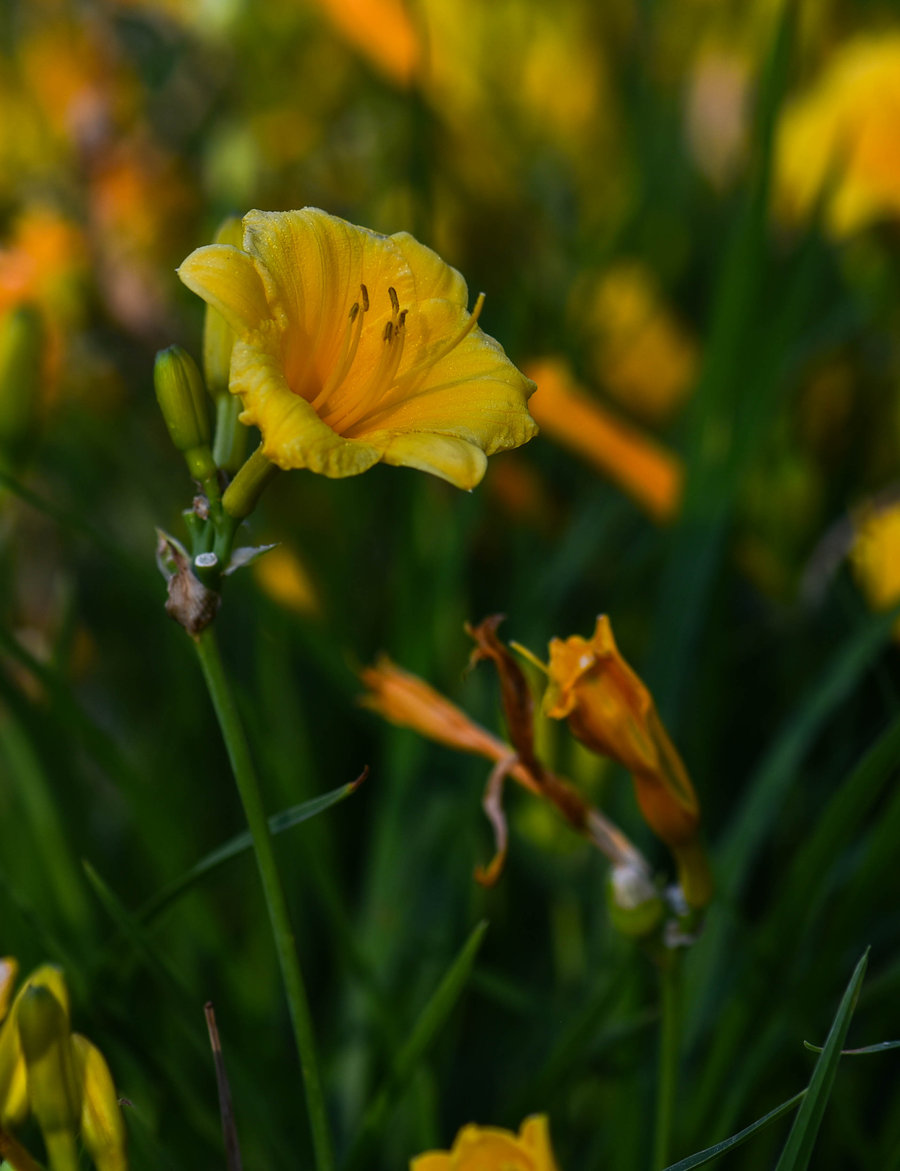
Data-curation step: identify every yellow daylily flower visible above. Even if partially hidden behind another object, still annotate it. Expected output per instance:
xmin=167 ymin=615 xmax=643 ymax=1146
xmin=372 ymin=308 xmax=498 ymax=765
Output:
xmin=776 ymin=34 xmax=900 ymax=237
xmin=545 ymin=616 xmax=712 ymax=909
xmin=178 ymin=208 xmax=538 ymax=489
xmin=411 ymin=1115 xmax=560 ymax=1171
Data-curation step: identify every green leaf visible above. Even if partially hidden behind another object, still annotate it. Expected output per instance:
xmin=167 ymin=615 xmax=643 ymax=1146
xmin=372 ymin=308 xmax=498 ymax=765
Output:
xmin=137 ymin=772 xmax=366 ymax=924
xmin=774 ymin=949 xmax=869 ymax=1171
xmin=803 ymin=1039 xmax=900 ymax=1056
xmin=663 ymin=1091 xmax=805 ymax=1171
xmin=346 ymin=920 xmax=489 ymax=1170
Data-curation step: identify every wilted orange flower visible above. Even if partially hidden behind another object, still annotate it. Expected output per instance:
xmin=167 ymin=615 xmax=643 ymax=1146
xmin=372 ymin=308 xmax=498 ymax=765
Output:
xmin=525 ymin=358 xmax=682 ymax=522
xmin=545 ymin=616 xmax=711 ymax=908
xmin=179 ymin=208 xmax=537 ymax=489
xmin=411 ymin=1115 xmax=560 ymax=1171
xmin=360 ymin=655 xmax=539 ymax=794
xmin=777 ymin=34 xmax=900 ymax=236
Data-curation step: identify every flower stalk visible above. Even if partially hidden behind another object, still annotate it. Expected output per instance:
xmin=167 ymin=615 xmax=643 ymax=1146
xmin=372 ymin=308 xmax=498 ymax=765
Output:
xmin=193 ymin=625 xmax=334 ymax=1171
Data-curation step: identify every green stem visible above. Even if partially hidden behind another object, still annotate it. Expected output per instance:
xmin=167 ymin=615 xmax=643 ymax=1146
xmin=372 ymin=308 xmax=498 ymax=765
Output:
xmin=653 ymin=950 xmax=683 ymax=1170
xmin=193 ymin=626 xmax=334 ymax=1171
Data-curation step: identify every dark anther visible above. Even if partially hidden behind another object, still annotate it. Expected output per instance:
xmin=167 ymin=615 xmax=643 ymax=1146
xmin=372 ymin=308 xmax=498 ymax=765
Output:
xmin=383 ymin=321 xmax=394 ymax=343
xmin=360 ymin=284 xmax=369 ymax=312
xmin=398 ymin=309 xmax=408 ymax=329
xmin=388 ymin=286 xmax=400 ymax=314
xmin=348 ymin=302 xmax=360 ymax=321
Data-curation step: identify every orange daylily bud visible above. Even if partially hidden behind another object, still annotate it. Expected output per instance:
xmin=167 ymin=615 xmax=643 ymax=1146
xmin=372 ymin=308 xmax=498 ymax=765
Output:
xmin=545 ymin=615 xmax=712 ymax=908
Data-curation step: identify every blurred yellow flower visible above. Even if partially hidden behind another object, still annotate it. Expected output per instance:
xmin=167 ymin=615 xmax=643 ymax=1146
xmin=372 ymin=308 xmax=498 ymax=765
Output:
xmin=850 ymin=499 xmax=900 ymax=635
xmin=253 ymin=544 xmax=320 ymax=616
xmin=179 ymin=208 xmax=537 ymax=489
xmin=544 ymin=616 xmax=711 ymax=908
xmin=579 ymin=262 xmax=698 ymax=423
xmin=777 ymin=34 xmax=900 ymax=237
xmin=411 ymin=1115 xmax=560 ymax=1171
xmin=525 ymin=358 xmax=682 ymax=523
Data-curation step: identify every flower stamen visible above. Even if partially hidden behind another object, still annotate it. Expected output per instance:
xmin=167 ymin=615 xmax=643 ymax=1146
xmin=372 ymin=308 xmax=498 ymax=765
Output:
xmin=310 ymin=284 xmax=368 ymax=412
xmin=323 ymin=288 xmax=409 ymax=433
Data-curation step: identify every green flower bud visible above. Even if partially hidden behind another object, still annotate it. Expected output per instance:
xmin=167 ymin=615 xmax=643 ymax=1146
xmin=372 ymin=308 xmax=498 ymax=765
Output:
xmin=17 ymin=985 xmax=81 ymax=1171
xmin=0 ymin=305 xmax=44 ymax=471
xmin=153 ymin=345 xmax=216 ymax=480
xmin=203 ymin=215 xmax=242 ymax=400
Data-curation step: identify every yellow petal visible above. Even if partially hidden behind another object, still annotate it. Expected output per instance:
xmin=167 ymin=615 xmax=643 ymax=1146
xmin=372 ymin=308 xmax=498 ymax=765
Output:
xmin=409 ymin=1156 xmax=452 ymax=1171
xmin=230 ymin=338 xmax=382 ymax=476
xmin=389 ymin=231 xmax=469 ymax=306
xmin=365 ymin=430 xmax=487 ymax=489
xmin=177 ymin=244 xmax=272 ymax=335
xmin=71 ymin=1034 xmax=128 ymax=1171
xmin=519 ymin=1116 xmax=560 ymax=1170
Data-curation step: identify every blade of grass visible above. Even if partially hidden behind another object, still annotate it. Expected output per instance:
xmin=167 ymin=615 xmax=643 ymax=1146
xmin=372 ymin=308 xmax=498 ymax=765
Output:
xmin=774 ymin=949 xmax=869 ymax=1171
xmin=649 ymin=1 xmax=797 ymax=724
xmin=803 ymin=1040 xmax=900 ymax=1056
xmin=346 ymin=920 xmax=488 ymax=1170
xmin=137 ymin=774 xmax=365 ymax=923
xmin=661 ymin=1091 xmax=805 ymax=1171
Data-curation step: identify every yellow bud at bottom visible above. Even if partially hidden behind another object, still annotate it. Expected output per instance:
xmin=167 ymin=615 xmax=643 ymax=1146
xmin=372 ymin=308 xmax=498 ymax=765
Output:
xmin=17 ymin=986 xmax=81 ymax=1171
xmin=71 ymin=1035 xmax=128 ymax=1171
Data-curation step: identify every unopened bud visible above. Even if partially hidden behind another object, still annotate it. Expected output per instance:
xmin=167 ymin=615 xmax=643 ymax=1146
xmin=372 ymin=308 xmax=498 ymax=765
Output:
xmin=17 ymin=985 xmax=81 ymax=1171
xmin=203 ymin=215 xmax=242 ymax=400
xmin=0 ymin=305 xmax=44 ymax=470
xmin=71 ymin=1034 xmax=128 ymax=1171
xmin=0 ymin=964 xmax=69 ymax=1130
xmin=154 ymin=345 xmax=216 ymax=480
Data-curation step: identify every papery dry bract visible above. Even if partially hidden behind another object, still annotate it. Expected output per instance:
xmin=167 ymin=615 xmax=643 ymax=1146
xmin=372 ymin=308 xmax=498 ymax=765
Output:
xmin=411 ymin=1114 xmax=560 ymax=1171
xmin=178 ymin=208 xmax=538 ymax=489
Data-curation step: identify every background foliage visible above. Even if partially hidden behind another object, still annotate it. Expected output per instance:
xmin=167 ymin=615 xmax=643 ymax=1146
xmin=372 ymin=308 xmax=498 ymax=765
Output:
xmin=1 ymin=0 xmax=899 ymax=1168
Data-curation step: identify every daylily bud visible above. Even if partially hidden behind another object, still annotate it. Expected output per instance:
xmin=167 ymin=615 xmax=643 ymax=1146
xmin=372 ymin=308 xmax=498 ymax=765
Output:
xmin=204 ymin=217 xmax=247 ymax=474
xmin=0 ymin=965 xmax=69 ymax=1130
xmin=0 ymin=305 xmax=44 ymax=471
xmin=71 ymin=1035 xmax=128 ymax=1171
xmin=545 ymin=616 xmax=712 ymax=908
xmin=153 ymin=345 xmax=216 ymax=480
xmin=17 ymin=985 xmax=82 ymax=1171
xmin=203 ymin=215 xmax=242 ymax=400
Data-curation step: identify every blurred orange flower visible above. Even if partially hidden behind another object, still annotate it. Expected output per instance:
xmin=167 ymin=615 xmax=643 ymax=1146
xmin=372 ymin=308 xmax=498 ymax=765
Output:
xmin=307 ymin=0 xmax=420 ymax=86
xmin=545 ymin=615 xmax=711 ymax=908
xmin=411 ymin=1115 xmax=560 ymax=1171
xmin=179 ymin=208 xmax=537 ymax=488
xmin=525 ymin=358 xmax=682 ymax=522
